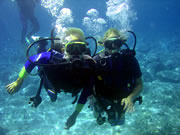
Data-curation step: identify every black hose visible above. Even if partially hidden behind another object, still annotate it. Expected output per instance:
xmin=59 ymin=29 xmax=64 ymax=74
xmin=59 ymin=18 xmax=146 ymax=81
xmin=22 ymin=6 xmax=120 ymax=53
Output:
xmin=36 ymin=76 xmax=44 ymax=96
xmin=50 ymin=28 xmax=55 ymax=48
xmin=85 ymin=36 xmax=98 ymax=57
xmin=72 ymin=95 xmax=78 ymax=104
xmin=123 ymin=43 xmax=130 ymax=50
xmin=26 ymin=38 xmax=71 ymax=66
xmin=127 ymin=31 xmax=137 ymax=51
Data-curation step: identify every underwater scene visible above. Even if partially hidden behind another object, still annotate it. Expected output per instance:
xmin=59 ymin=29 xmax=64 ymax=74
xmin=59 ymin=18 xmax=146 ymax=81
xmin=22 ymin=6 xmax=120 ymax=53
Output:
xmin=0 ymin=0 xmax=180 ymax=135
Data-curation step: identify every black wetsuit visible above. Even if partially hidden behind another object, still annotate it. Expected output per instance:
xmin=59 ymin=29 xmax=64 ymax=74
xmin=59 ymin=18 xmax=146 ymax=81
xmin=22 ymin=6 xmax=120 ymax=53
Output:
xmin=92 ymin=51 xmax=142 ymax=126
xmin=94 ymin=51 xmax=142 ymax=100
xmin=24 ymin=51 xmax=93 ymax=103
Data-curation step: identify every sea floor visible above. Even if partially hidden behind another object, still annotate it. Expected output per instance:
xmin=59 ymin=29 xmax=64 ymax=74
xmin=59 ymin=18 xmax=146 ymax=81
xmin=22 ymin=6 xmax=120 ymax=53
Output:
xmin=1 ymin=38 xmax=180 ymax=135
xmin=0 ymin=67 xmax=180 ymax=135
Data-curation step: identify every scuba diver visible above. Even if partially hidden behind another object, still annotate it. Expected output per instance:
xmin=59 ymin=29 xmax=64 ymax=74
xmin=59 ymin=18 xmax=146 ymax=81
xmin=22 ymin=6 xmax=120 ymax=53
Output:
xmin=37 ymin=37 xmax=48 ymax=54
xmin=35 ymin=28 xmax=64 ymax=54
xmin=5 ymin=27 xmax=96 ymax=128
xmin=90 ymin=28 xmax=143 ymax=126
xmin=63 ymin=28 xmax=143 ymax=129
xmin=15 ymin=0 xmax=40 ymax=44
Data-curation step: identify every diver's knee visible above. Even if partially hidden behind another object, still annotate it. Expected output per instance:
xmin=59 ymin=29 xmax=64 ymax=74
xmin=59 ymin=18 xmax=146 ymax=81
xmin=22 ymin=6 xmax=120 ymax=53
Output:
xmin=47 ymin=89 xmax=57 ymax=102
xmin=36 ymin=23 xmax=40 ymax=31
xmin=50 ymin=97 xmax=57 ymax=102
xmin=49 ymin=93 xmax=57 ymax=102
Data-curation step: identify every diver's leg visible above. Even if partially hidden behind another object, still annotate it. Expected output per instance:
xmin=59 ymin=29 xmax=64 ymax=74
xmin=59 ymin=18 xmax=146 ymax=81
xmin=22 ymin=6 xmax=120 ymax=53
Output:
xmin=46 ymin=88 xmax=57 ymax=102
xmin=89 ymin=96 xmax=104 ymax=118
xmin=91 ymin=97 xmax=106 ymax=125
xmin=20 ymin=14 xmax=28 ymax=44
xmin=116 ymin=112 xmax=125 ymax=125
xmin=43 ymin=77 xmax=57 ymax=102
xmin=109 ymin=101 xmax=125 ymax=126
xmin=27 ymin=15 xmax=40 ymax=38
xmin=116 ymin=101 xmax=126 ymax=125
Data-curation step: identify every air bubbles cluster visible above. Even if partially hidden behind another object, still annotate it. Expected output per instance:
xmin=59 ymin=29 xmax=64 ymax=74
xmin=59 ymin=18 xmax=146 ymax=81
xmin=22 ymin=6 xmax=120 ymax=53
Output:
xmin=40 ymin=0 xmax=136 ymax=38
xmin=55 ymin=8 xmax=74 ymax=37
xmin=41 ymin=0 xmax=64 ymax=18
xmin=106 ymin=0 xmax=137 ymax=31
xmin=41 ymin=0 xmax=73 ymax=37
xmin=83 ymin=9 xmax=107 ymax=37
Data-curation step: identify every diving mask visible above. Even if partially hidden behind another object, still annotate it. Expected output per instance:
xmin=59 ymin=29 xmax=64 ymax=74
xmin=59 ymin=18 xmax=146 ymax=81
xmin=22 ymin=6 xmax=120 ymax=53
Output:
xmin=104 ymin=38 xmax=123 ymax=50
xmin=65 ymin=41 xmax=87 ymax=55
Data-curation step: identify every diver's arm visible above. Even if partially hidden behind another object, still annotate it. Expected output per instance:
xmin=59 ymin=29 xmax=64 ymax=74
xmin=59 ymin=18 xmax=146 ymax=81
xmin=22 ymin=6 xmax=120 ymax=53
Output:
xmin=5 ymin=66 xmax=28 ymax=95
xmin=128 ymin=57 xmax=143 ymax=100
xmin=16 ymin=66 xmax=29 ymax=85
xmin=64 ymin=104 xmax=84 ymax=130
xmin=6 ymin=52 xmax=51 ymax=95
xmin=121 ymin=77 xmax=143 ymax=113
xmin=74 ymin=103 xmax=85 ymax=114
xmin=67 ymin=103 xmax=84 ymax=119
xmin=64 ymin=104 xmax=85 ymax=130
xmin=65 ymin=85 xmax=92 ymax=129
xmin=128 ymin=77 xmax=143 ymax=101
xmin=65 ymin=103 xmax=84 ymax=125
xmin=64 ymin=101 xmax=86 ymax=130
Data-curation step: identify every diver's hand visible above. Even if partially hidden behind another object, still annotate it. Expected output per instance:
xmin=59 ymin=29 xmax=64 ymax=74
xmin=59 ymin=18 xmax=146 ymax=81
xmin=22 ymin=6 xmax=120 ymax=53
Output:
xmin=121 ymin=96 xmax=135 ymax=113
xmin=64 ymin=111 xmax=78 ymax=130
xmin=5 ymin=78 xmax=23 ymax=95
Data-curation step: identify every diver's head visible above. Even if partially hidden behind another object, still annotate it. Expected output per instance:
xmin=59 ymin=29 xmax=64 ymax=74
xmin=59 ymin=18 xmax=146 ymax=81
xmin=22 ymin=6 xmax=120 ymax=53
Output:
xmin=62 ymin=27 xmax=85 ymax=43
xmin=37 ymin=37 xmax=48 ymax=53
xmin=51 ymin=37 xmax=64 ymax=53
xmin=102 ymin=28 xmax=127 ymax=54
xmin=38 ymin=37 xmax=48 ymax=46
xmin=62 ymin=27 xmax=88 ymax=59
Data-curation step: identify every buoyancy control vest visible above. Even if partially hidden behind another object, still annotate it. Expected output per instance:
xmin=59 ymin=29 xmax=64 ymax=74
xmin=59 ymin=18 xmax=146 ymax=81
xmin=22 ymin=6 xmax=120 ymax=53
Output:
xmin=94 ymin=49 xmax=137 ymax=100
xmin=43 ymin=53 xmax=96 ymax=95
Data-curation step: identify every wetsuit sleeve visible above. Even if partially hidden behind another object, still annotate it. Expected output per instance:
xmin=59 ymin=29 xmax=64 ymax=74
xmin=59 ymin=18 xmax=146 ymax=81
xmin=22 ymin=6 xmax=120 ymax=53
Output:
xmin=18 ymin=66 xmax=28 ymax=79
xmin=25 ymin=52 xmax=51 ymax=73
xmin=77 ymin=78 xmax=94 ymax=105
xmin=18 ymin=52 xmax=51 ymax=79
xmin=77 ymin=87 xmax=92 ymax=105
xmin=75 ymin=88 xmax=92 ymax=112
xmin=130 ymin=57 xmax=142 ymax=78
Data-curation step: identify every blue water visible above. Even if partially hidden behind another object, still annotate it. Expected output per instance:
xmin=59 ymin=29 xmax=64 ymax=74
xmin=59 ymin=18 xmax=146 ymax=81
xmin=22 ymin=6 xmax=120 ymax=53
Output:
xmin=0 ymin=0 xmax=180 ymax=135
